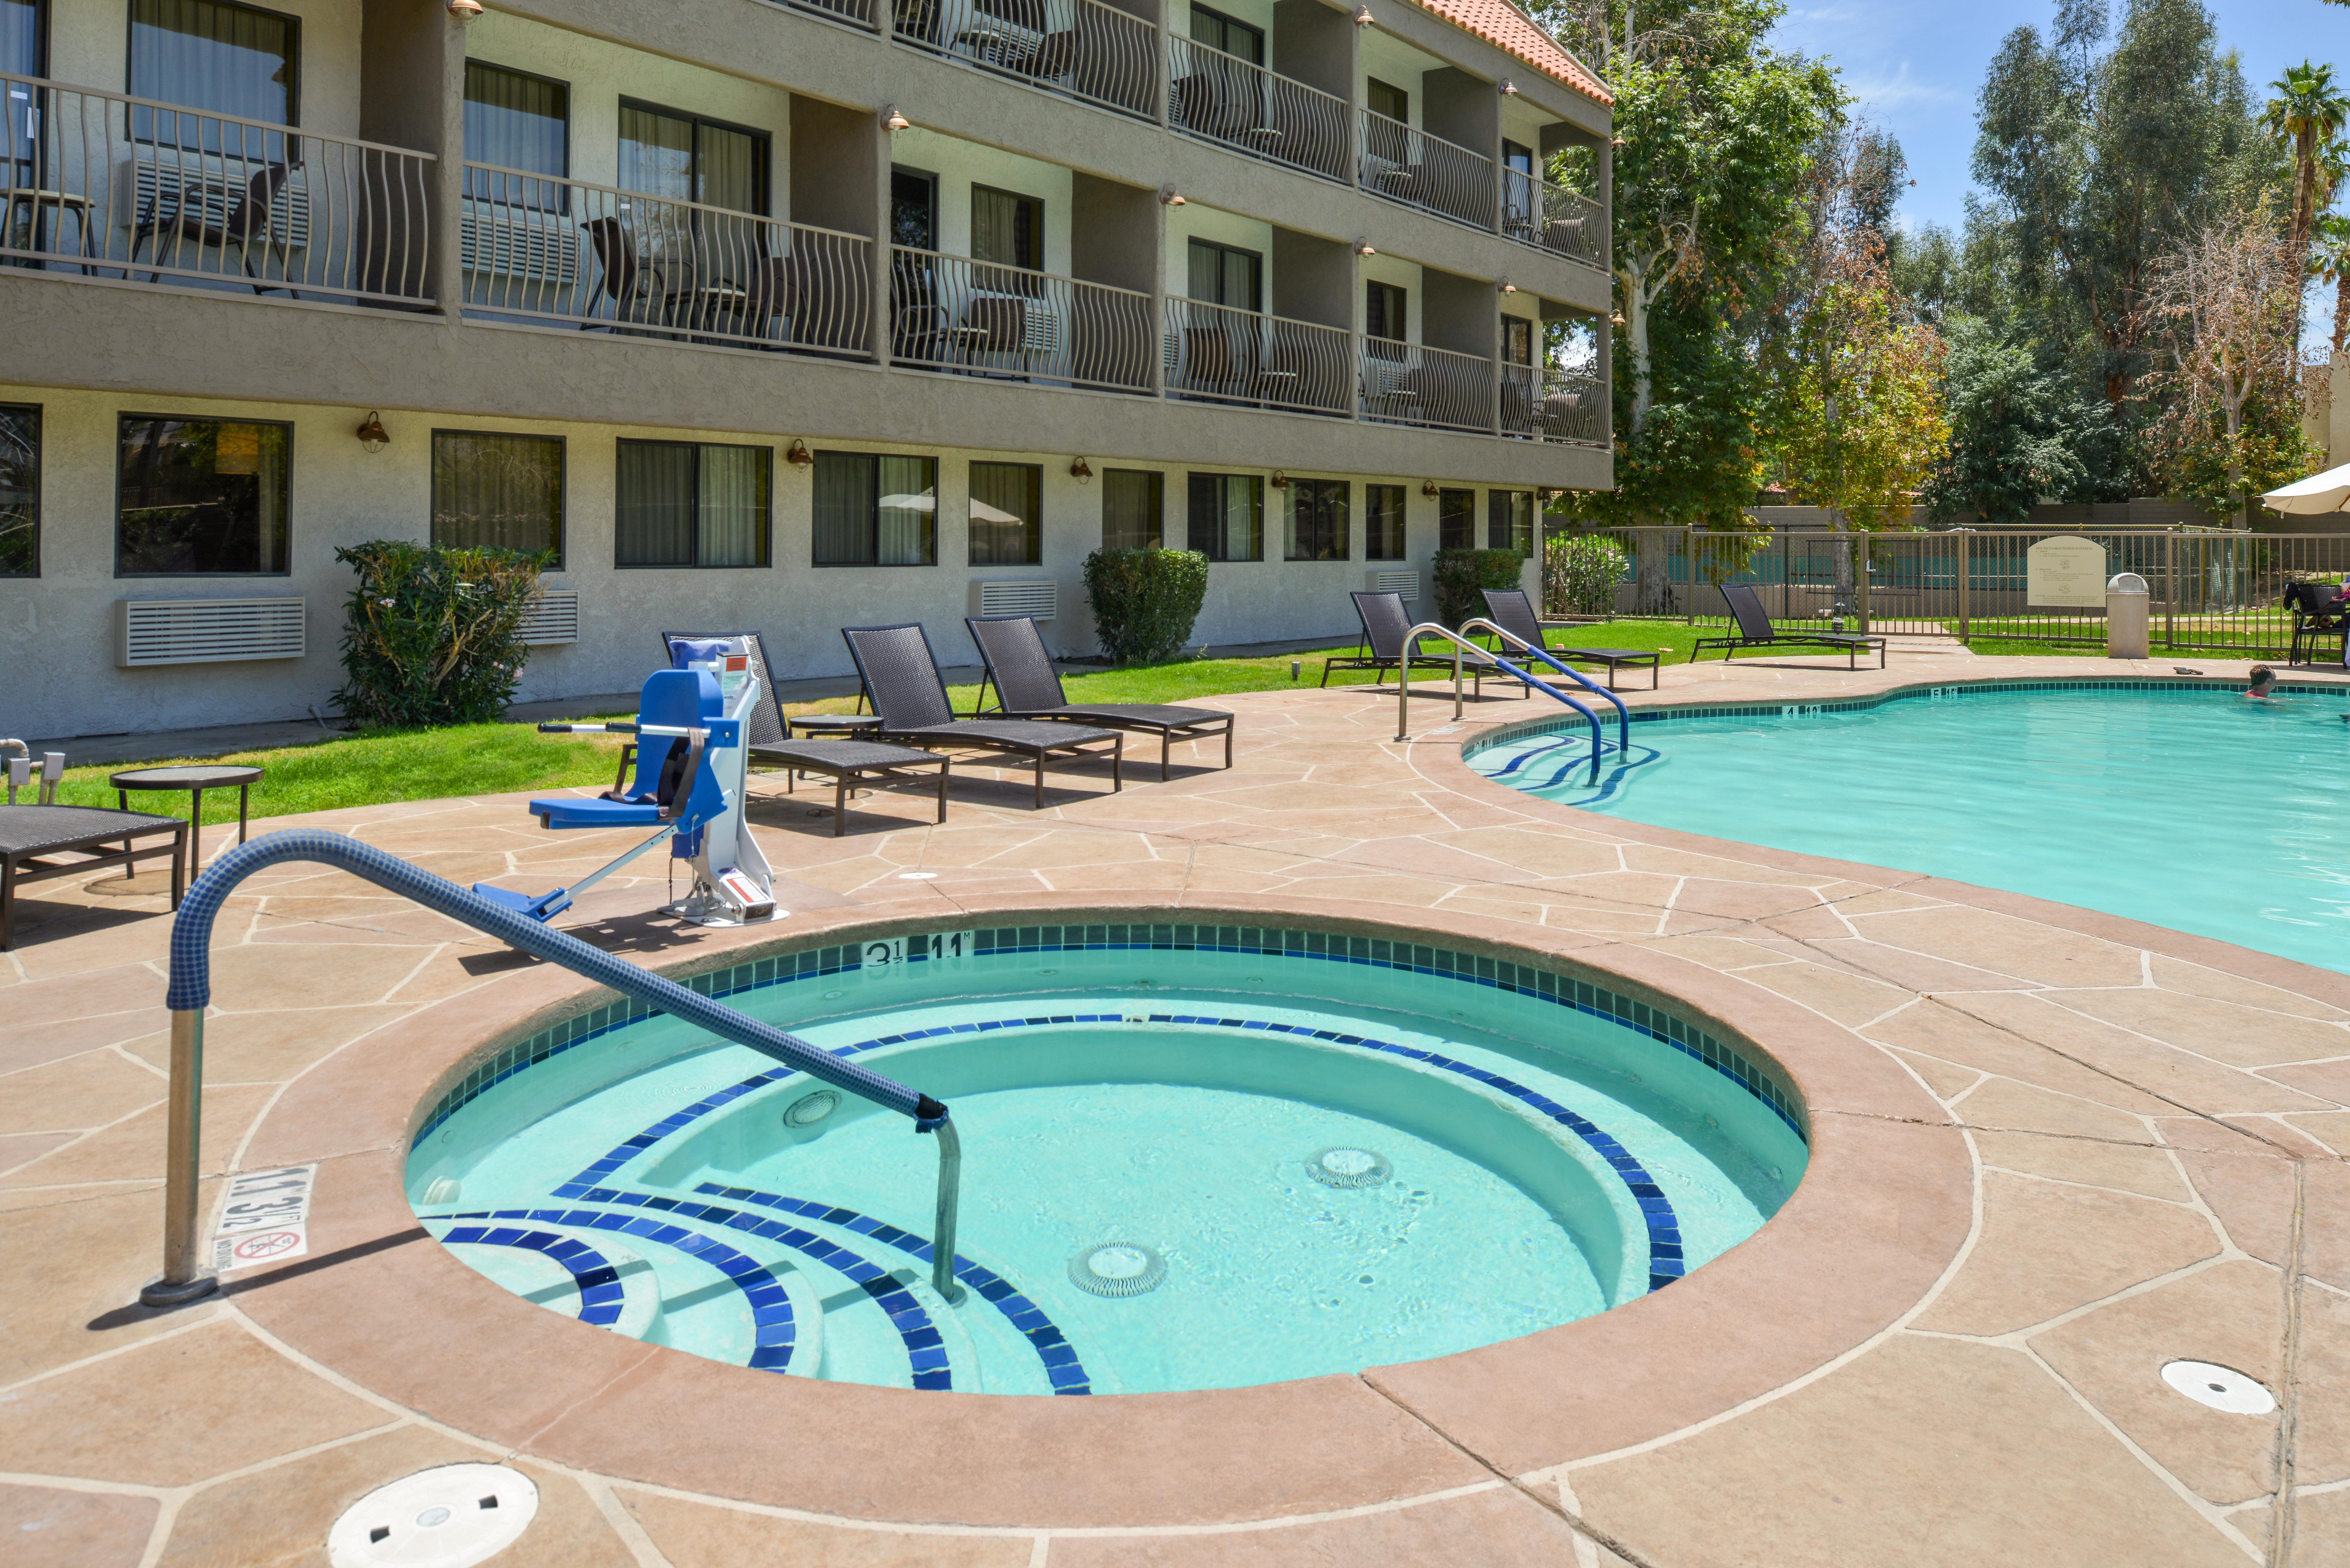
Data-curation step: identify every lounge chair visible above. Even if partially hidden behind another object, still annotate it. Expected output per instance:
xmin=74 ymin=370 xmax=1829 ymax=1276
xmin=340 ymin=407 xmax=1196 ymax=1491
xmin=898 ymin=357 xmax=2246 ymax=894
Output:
xmin=1691 ymin=583 xmax=1886 ymax=669
xmin=1320 ymin=589 xmax=1520 ymax=697
xmin=842 ymin=622 xmax=1123 ymax=808
xmin=1479 ymin=588 xmax=1661 ymax=691
xmin=2284 ymin=582 xmax=2348 ymax=666
xmin=965 ymin=614 xmax=1234 ymax=780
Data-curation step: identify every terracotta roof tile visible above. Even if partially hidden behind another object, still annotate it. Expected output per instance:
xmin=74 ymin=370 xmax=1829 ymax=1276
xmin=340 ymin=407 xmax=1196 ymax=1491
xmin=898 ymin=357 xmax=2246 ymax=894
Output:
xmin=1410 ymin=0 xmax=1612 ymax=106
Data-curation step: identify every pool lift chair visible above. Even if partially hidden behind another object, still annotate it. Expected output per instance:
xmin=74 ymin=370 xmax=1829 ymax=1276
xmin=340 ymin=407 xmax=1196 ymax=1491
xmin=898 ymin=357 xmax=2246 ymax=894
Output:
xmin=474 ymin=639 xmax=779 ymax=926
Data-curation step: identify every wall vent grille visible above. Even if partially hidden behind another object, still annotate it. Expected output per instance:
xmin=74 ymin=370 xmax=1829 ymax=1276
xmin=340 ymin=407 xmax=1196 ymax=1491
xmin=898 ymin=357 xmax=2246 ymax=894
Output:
xmin=1370 ymin=570 xmax=1419 ymax=600
xmin=520 ymin=590 xmax=580 ymax=645
xmin=116 ymin=597 xmax=305 ymax=667
xmin=974 ymin=580 xmax=1057 ymax=621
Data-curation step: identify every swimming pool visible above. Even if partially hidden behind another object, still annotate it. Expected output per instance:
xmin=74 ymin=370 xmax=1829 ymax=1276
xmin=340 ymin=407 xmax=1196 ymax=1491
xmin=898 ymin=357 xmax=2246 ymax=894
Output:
xmin=1471 ymin=679 xmax=2350 ymax=975
xmin=404 ymin=924 xmax=1807 ymax=1395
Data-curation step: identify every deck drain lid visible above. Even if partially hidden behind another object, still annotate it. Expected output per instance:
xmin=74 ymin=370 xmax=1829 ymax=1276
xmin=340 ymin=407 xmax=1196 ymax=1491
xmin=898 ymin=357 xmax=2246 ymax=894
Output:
xmin=327 ymin=1463 xmax=537 ymax=1568
xmin=784 ymin=1090 xmax=839 ymax=1127
xmin=1069 ymin=1242 xmax=1166 ymax=1297
xmin=1308 ymin=1147 xmax=1392 ymax=1189
xmin=2161 ymin=1360 xmax=2275 ymax=1415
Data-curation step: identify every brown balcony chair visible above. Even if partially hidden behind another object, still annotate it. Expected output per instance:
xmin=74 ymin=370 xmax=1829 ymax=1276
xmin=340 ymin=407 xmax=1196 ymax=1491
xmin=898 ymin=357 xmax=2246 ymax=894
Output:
xmin=1540 ymin=385 xmax=1586 ymax=439
xmin=1004 ymin=26 xmax=1079 ymax=79
xmin=893 ymin=301 xmax=955 ymax=364
xmin=132 ymin=161 xmax=296 ymax=295
xmin=579 ymin=215 xmax=657 ymax=328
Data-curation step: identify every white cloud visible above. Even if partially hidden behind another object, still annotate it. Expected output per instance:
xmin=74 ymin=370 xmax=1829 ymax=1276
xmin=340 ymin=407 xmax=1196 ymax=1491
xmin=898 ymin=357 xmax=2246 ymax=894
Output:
xmin=1844 ymin=60 xmax=1968 ymax=112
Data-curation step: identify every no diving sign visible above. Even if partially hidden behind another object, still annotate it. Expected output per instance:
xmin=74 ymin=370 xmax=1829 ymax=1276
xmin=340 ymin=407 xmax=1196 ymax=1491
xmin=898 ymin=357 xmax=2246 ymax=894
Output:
xmin=212 ymin=1164 xmax=317 ymax=1272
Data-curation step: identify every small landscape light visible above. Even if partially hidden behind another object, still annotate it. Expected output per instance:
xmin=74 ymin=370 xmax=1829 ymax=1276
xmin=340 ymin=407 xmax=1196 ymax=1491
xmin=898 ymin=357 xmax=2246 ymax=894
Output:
xmin=1290 ymin=660 xmax=1301 ymax=680
xmin=354 ymin=411 xmax=389 ymax=452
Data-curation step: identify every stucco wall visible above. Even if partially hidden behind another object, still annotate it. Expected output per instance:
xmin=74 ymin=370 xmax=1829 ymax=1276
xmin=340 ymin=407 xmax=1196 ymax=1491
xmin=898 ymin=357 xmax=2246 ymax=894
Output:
xmin=888 ymin=130 xmax=1076 ymax=273
xmin=49 ymin=0 xmax=365 ymax=139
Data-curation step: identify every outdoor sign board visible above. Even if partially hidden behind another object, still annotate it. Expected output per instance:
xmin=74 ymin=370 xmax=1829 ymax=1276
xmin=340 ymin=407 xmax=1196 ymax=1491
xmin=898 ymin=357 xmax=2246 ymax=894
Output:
xmin=2027 ymin=537 xmax=2109 ymax=607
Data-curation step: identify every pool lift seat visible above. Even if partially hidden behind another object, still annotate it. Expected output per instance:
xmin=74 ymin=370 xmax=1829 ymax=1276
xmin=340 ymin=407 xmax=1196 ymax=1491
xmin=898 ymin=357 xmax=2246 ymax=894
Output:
xmin=473 ymin=651 xmax=779 ymax=926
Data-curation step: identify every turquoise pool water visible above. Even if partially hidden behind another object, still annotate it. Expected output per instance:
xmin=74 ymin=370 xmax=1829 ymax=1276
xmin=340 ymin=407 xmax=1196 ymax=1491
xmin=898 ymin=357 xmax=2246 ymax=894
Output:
xmin=1472 ymin=681 xmax=2350 ymax=975
xmin=406 ymin=934 xmax=1807 ymax=1395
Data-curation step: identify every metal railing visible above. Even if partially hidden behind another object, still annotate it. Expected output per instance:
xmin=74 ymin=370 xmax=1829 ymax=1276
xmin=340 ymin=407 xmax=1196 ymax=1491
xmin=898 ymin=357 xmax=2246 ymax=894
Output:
xmin=1359 ymin=336 xmax=1492 ymax=431
xmin=891 ymin=245 xmax=1154 ymax=392
xmin=898 ymin=0 xmax=1158 ymax=118
xmin=1359 ymin=110 xmax=1494 ymax=229
xmin=1502 ymin=172 xmax=1604 ymax=268
xmin=1163 ymin=296 xmax=1352 ymax=414
xmin=782 ymin=0 xmax=880 ymax=27
xmin=1501 ymin=364 xmax=1605 ymax=445
xmin=460 ymin=165 xmax=872 ymax=357
xmin=140 ymin=829 xmax=966 ymax=1309
xmin=1167 ymin=37 xmax=1349 ymax=182
xmin=2 ymin=71 xmax=434 ymax=305
xmin=1394 ymin=621 xmax=1615 ymax=783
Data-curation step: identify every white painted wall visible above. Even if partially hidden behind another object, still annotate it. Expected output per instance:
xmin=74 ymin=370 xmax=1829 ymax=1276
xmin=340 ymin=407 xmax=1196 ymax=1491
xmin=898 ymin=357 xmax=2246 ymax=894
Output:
xmin=1357 ymin=26 xmax=1443 ymax=124
xmin=887 ymin=129 xmax=1073 ymax=273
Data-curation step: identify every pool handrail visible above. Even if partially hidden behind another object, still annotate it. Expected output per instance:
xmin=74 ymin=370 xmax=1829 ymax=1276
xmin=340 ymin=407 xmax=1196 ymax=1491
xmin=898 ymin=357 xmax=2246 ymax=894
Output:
xmin=1396 ymin=621 xmax=1610 ymax=783
xmin=1459 ymin=616 xmax=1633 ymax=756
xmin=143 ymin=828 xmax=968 ymax=1309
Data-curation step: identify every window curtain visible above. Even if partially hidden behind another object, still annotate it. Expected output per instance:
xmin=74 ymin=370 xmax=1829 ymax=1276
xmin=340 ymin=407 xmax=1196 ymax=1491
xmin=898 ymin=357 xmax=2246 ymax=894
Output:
xmin=697 ymin=123 xmax=759 ymax=213
xmin=1102 ymin=469 xmax=1161 ymax=551
xmin=698 ymin=444 xmax=768 ymax=566
xmin=813 ymin=450 xmax=875 ymax=565
xmin=615 ymin=441 xmax=694 ymax=566
xmin=877 ymin=455 xmax=935 ymax=565
xmin=0 ymin=404 xmax=34 ymax=577
xmin=465 ymin=63 xmax=566 ymax=205
xmin=431 ymin=432 xmax=562 ymax=557
xmin=1364 ymin=483 xmax=1405 ymax=561
xmin=617 ymin=104 xmax=693 ymax=203
xmin=2 ymin=0 xmax=39 ymax=77
xmin=969 ymin=461 xmax=1040 ymax=566
xmin=131 ymin=0 xmax=294 ymax=123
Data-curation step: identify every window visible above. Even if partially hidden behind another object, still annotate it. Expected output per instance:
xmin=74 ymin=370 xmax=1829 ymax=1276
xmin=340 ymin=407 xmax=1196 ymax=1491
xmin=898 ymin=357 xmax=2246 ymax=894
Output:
xmin=1366 ymin=280 xmax=1406 ymax=345
xmin=431 ymin=431 xmax=563 ymax=560
xmin=1102 ymin=469 xmax=1163 ymax=550
xmin=891 ymin=167 xmax=938 ymax=249
xmin=1189 ymin=3 xmax=1261 ymax=63
xmin=1366 ymin=77 xmax=1408 ymax=123
xmin=1364 ymin=77 xmax=1410 ymax=168
xmin=1503 ymin=317 xmax=1534 ymax=366
xmin=464 ymin=62 xmax=568 ymax=205
xmin=1187 ymin=472 xmax=1261 ymax=562
xmin=1187 ymin=238 xmax=1261 ymax=311
xmin=969 ymin=461 xmax=1042 ymax=566
xmin=0 ymin=403 xmax=37 ymax=578
xmin=1364 ymin=482 xmax=1406 ymax=562
xmin=1502 ymin=139 xmax=1533 ymax=177
xmin=616 ymin=441 xmax=770 ymax=568
xmin=3 ymin=0 xmax=42 ymax=76
xmin=1437 ymin=486 xmax=1474 ymax=551
xmin=130 ymin=0 xmax=296 ymax=147
xmin=620 ymin=101 xmax=767 ymax=215
xmin=972 ymin=185 xmax=1043 ymax=271
xmin=117 ymin=414 xmax=289 ymax=576
xmin=813 ymin=451 xmax=936 ymax=566
xmin=1489 ymin=489 xmax=1534 ymax=554
xmin=1285 ymin=478 xmax=1347 ymax=562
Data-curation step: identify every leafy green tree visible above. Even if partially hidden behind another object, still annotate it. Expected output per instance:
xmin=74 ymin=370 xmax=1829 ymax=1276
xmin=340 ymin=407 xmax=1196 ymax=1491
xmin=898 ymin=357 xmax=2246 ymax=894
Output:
xmin=1921 ymin=317 xmax=2114 ymax=521
xmin=2315 ymin=212 xmax=2350 ymax=360
xmin=2262 ymin=60 xmax=2348 ymax=275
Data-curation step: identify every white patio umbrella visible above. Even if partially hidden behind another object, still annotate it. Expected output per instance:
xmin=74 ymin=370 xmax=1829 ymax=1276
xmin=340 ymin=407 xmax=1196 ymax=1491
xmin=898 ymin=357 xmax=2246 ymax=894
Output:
xmin=2261 ymin=462 xmax=2350 ymax=515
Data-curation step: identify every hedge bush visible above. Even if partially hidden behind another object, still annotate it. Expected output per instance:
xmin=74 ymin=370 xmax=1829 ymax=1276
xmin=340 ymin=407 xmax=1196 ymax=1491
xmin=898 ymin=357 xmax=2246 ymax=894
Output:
xmin=1432 ymin=548 xmax=1529 ymax=629
xmin=1083 ymin=548 xmax=1210 ymax=665
xmin=1543 ymin=533 xmax=1628 ymax=616
xmin=334 ymin=539 xmax=549 ymax=727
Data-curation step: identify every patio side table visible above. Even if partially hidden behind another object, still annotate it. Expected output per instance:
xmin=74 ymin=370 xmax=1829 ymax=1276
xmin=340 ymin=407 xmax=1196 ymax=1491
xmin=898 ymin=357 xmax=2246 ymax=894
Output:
xmin=111 ymin=765 xmax=265 ymax=884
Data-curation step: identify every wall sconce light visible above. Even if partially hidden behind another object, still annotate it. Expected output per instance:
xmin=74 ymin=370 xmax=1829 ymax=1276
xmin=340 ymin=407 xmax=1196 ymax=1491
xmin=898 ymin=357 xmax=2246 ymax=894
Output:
xmin=1497 ymin=277 xmax=1518 ymax=295
xmin=1069 ymin=456 xmax=1094 ymax=484
xmin=446 ymin=0 xmax=482 ymax=20
xmin=354 ymin=411 xmax=389 ymax=453
xmin=1270 ymin=470 xmax=1289 ymax=489
xmin=1609 ymin=312 xmax=1625 ymax=326
xmin=1353 ymin=4 xmax=1372 ymax=24
xmin=881 ymin=105 xmax=910 ymax=132
xmin=1610 ymin=137 xmax=1626 ymax=150
xmin=1353 ymin=237 xmax=1376 ymax=256
xmin=1420 ymin=479 xmax=1439 ymax=499
xmin=1158 ymin=183 xmax=1185 ymax=206
xmin=785 ymin=439 xmax=814 ymax=467
xmin=1499 ymin=79 xmax=1519 ymax=96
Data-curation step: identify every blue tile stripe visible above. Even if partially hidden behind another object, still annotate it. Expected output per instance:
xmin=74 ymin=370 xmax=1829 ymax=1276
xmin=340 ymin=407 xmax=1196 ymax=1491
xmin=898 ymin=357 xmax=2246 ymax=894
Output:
xmin=430 ymin=1208 xmax=798 ymax=1372
xmin=432 ymin=1225 xmax=629 ymax=1327
xmin=696 ymin=1183 xmax=1093 ymax=1395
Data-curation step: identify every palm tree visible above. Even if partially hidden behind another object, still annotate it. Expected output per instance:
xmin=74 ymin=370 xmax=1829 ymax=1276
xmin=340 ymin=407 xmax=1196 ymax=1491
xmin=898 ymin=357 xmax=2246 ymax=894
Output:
xmin=2319 ymin=213 xmax=2350 ymax=362
xmin=2263 ymin=61 xmax=2350 ymax=273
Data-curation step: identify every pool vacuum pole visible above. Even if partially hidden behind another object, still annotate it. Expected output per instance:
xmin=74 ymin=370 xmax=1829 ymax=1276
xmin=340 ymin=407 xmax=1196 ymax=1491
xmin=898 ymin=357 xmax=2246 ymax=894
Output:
xmin=929 ymin=1115 xmax=967 ymax=1305
xmin=142 ymin=1008 xmax=219 ymax=1306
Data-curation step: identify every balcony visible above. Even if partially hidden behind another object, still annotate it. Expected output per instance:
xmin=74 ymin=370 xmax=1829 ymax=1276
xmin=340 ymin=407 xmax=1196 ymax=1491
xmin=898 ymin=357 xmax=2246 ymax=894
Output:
xmin=1503 ymin=171 xmax=1603 ymax=268
xmin=1505 ymin=364 xmax=1604 ymax=444
xmin=1162 ymin=298 xmax=1351 ymax=415
xmin=1358 ymin=111 xmax=1494 ymax=231
xmin=459 ymin=166 xmax=872 ymax=356
xmin=894 ymin=0 xmax=1160 ymax=120
xmin=2 ymin=72 xmax=435 ymax=307
xmin=1165 ymin=39 xmax=1350 ymax=184
xmin=890 ymin=245 xmax=1153 ymax=392
xmin=1359 ymin=336 xmax=1491 ymax=431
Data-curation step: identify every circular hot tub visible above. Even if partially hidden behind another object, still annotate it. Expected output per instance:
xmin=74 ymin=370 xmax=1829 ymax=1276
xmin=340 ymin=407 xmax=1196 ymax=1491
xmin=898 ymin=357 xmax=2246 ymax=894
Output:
xmin=406 ymin=921 xmax=1808 ymax=1395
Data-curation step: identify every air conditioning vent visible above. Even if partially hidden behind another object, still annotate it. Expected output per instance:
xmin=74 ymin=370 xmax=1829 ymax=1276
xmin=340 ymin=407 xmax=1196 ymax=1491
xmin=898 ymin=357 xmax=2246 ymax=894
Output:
xmin=117 ymin=597 xmax=304 ymax=667
xmin=520 ymin=589 xmax=579 ymax=645
xmin=117 ymin=157 xmax=313 ymax=250
xmin=974 ymin=580 xmax=1057 ymax=620
xmin=1370 ymin=570 xmax=1418 ymax=600
xmin=459 ymin=207 xmax=581 ymax=286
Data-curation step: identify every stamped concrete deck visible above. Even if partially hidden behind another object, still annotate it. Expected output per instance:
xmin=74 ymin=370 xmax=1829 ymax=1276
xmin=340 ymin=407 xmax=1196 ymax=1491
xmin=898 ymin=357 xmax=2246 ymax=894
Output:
xmin=4 ymin=652 xmax=2347 ymax=1568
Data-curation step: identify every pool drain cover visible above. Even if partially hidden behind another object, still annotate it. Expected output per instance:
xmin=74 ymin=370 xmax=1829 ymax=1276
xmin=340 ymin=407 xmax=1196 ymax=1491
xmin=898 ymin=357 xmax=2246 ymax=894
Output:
xmin=326 ymin=1463 xmax=537 ymax=1568
xmin=784 ymin=1090 xmax=839 ymax=1127
xmin=1069 ymin=1243 xmax=1165 ymax=1297
xmin=1308 ymin=1147 xmax=1392 ymax=1189
xmin=2161 ymin=1360 xmax=2276 ymax=1415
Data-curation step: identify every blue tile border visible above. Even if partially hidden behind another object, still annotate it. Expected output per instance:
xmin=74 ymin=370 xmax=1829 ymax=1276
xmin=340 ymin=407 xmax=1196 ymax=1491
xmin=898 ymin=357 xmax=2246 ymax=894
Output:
xmin=431 ymin=1225 xmax=628 ymax=1328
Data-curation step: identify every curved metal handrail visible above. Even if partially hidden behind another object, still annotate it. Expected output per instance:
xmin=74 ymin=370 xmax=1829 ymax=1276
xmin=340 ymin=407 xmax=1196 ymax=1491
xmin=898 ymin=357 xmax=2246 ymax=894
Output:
xmin=1394 ymin=621 xmax=1609 ymax=783
xmin=1459 ymin=617 xmax=1632 ymax=756
xmin=144 ymin=828 xmax=966 ymax=1308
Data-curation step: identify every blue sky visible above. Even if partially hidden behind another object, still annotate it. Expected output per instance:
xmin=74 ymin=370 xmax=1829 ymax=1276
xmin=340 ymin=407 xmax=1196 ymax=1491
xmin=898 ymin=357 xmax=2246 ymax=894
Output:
xmin=1767 ymin=0 xmax=2346 ymax=344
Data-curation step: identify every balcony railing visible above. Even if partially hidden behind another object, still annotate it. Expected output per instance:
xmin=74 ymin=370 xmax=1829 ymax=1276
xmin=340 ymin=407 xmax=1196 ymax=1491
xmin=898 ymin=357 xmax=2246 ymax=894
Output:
xmin=890 ymin=245 xmax=1153 ymax=391
xmin=1358 ymin=111 xmax=1493 ymax=230
xmin=779 ymin=0 xmax=880 ymax=27
xmin=459 ymin=165 xmax=872 ymax=356
xmin=1501 ymin=364 xmax=1605 ymax=445
xmin=1502 ymin=172 xmax=1604 ymax=268
xmin=897 ymin=0 xmax=1158 ymax=119
xmin=2 ymin=72 xmax=433 ymax=305
xmin=1166 ymin=38 xmax=1349 ymax=183
xmin=1360 ymin=336 xmax=1492 ymax=431
xmin=1162 ymin=297 xmax=1351 ymax=414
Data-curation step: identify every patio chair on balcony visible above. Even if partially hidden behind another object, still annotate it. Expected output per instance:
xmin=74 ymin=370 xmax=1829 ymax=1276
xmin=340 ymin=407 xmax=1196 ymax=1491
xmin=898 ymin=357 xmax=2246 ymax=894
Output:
xmin=1177 ymin=325 xmax=1244 ymax=396
xmin=580 ymin=216 xmax=659 ymax=329
xmin=2284 ymin=581 xmax=2349 ymax=665
xmin=1005 ymin=26 xmax=1079 ymax=81
xmin=966 ymin=613 xmax=1234 ymax=779
xmin=1320 ymin=590 xmax=1512 ymax=695
xmin=130 ymin=161 xmax=296 ymax=296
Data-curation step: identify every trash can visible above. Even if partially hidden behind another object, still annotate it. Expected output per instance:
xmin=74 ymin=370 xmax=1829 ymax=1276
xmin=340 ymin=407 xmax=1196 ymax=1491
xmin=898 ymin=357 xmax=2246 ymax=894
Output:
xmin=2106 ymin=572 xmax=2150 ymax=659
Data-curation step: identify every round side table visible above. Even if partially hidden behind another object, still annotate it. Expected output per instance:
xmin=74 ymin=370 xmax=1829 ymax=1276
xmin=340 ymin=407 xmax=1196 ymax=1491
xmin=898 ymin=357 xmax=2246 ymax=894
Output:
xmin=111 ymin=765 xmax=265 ymax=883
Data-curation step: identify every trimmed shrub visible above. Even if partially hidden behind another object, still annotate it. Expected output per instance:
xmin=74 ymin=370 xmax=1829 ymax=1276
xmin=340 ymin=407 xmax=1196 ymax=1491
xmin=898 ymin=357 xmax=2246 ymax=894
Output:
xmin=1432 ymin=548 xmax=1528 ymax=629
xmin=1543 ymin=533 xmax=1629 ymax=616
xmin=1083 ymin=547 xmax=1210 ymax=665
xmin=334 ymin=539 xmax=549 ymax=727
